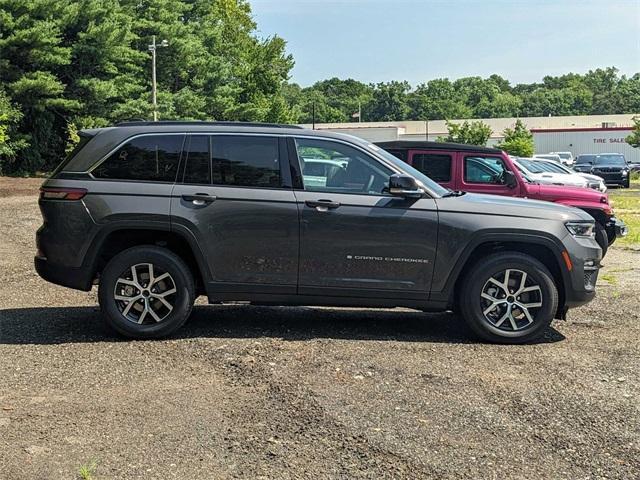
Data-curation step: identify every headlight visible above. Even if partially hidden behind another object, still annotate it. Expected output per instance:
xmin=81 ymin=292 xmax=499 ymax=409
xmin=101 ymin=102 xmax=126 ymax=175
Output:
xmin=622 ymin=170 xmax=628 ymax=177
xmin=565 ymin=221 xmax=595 ymax=238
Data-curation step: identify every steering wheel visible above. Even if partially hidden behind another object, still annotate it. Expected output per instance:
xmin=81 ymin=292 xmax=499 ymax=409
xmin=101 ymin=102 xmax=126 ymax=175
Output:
xmin=364 ymin=174 xmax=375 ymax=193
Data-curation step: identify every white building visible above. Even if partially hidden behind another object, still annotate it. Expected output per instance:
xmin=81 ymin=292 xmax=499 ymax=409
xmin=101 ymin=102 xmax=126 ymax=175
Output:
xmin=301 ymin=114 xmax=639 ymax=162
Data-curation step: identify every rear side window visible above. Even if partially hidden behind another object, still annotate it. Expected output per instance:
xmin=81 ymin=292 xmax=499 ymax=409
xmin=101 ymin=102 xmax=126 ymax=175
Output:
xmin=464 ymin=156 xmax=508 ymax=184
xmin=183 ymin=135 xmax=211 ymax=184
xmin=93 ymin=135 xmax=184 ymax=182
xmin=211 ymin=135 xmax=280 ymax=188
xmin=411 ymin=153 xmax=452 ymax=182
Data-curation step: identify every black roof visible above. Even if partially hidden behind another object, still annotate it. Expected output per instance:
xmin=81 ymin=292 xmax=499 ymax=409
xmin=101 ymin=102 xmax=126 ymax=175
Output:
xmin=375 ymin=140 xmax=502 ymax=154
xmin=115 ymin=120 xmax=303 ymax=129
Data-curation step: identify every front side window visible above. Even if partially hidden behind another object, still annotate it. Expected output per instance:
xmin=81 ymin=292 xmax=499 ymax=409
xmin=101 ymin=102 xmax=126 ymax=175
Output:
xmin=295 ymin=137 xmax=392 ymax=195
xmin=412 ymin=153 xmax=452 ymax=182
xmin=464 ymin=156 xmax=508 ymax=184
xmin=93 ymin=135 xmax=184 ymax=182
xmin=211 ymin=135 xmax=280 ymax=188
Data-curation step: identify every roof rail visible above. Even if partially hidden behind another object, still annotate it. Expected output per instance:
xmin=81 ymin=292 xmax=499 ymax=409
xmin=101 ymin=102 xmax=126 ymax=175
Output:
xmin=114 ymin=120 xmax=304 ymax=129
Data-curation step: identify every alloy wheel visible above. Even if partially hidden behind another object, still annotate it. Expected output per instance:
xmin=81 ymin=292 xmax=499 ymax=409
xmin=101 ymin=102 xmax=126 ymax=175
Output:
xmin=480 ymin=269 xmax=543 ymax=331
xmin=113 ymin=263 xmax=177 ymax=324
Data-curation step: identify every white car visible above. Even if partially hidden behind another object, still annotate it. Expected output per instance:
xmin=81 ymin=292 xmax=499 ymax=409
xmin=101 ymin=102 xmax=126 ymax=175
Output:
xmin=533 ymin=153 xmax=568 ymax=166
xmin=514 ymin=157 xmax=589 ymax=189
xmin=531 ymin=158 xmax=606 ymax=192
xmin=549 ymin=151 xmax=575 ymax=166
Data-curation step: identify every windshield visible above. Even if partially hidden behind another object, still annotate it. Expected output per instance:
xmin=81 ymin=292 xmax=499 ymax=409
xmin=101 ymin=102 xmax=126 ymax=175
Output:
xmin=364 ymin=143 xmax=450 ymax=197
xmin=575 ymin=155 xmax=596 ymax=165
xmin=517 ymin=158 xmax=546 ymax=174
xmin=514 ymin=164 xmax=534 ymax=183
xmin=557 ymin=153 xmax=571 ymax=160
xmin=536 ymin=161 xmax=570 ymax=174
xmin=595 ymin=154 xmax=626 ymax=166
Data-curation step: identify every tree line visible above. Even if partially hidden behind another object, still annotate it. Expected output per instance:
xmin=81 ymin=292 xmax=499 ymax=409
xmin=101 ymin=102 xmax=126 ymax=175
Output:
xmin=0 ymin=0 xmax=639 ymax=174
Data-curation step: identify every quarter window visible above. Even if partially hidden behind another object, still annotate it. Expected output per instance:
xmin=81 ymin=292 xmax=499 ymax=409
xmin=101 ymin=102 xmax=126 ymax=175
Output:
xmin=412 ymin=153 xmax=452 ymax=182
xmin=183 ymin=135 xmax=211 ymax=184
xmin=93 ymin=135 xmax=184 ymax=182
xmin=295 ymin=138 xmax=392 ymax=195
xmin=211 ymin=136 xmax=280 ymax=188
xmin=464 ymin=156 xmax=508 ymax=185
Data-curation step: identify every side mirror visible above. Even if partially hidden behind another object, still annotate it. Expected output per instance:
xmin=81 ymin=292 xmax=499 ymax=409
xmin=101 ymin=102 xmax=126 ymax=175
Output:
xmin=504 ymin=170 xmax=518 ymax=189
xmin=388 ymin=174 xmax=424 ymax=198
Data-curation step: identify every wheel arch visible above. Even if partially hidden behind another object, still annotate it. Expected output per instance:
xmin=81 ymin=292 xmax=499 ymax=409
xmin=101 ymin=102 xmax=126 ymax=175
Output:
xmin=439 ymin=233 xmax=570 ymax=316
xmin=84 ymin=225 xmax=211 ymax=295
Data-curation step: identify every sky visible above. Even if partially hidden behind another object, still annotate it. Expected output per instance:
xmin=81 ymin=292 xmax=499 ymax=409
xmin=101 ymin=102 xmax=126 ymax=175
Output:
xmin=250 ymin=0 xmax=640 ymax=87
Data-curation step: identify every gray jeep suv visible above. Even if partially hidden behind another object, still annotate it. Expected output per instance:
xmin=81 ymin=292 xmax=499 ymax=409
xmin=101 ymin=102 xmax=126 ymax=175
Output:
xmin=35 ymin=121 xmax=601 ymax=343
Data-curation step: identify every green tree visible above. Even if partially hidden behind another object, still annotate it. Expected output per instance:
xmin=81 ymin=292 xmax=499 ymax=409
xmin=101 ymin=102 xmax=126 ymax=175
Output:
xmin=438 ymin=120 xmax=493 ymax=146
xmin=626 ymin=116 xmax=640 ymax=149
xmin=364 ymin=81 xmax=411 ymax=121
xmin=0 ymin=87 xmax=27 ymax=172
xmin=0 ymin=0 xmax=296 ymax=173
xmin=496 ymin=119 xmax=534 ymax=157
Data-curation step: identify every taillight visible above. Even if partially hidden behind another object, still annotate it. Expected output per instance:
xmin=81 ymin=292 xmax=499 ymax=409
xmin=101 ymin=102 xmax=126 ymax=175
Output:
xmin=40 ymin=187 xmax=87 ymax=200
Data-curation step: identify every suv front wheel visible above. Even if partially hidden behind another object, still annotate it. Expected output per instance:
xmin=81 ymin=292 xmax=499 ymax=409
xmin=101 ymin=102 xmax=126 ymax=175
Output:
xmin=459 ymin=252 xmax=559 ymax=344
xmin=98 ymin=246 xmax=195 ymax=339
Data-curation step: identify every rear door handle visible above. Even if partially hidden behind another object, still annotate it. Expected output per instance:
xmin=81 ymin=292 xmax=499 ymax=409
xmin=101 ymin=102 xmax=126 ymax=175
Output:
xmin=305 ymin=199 xmax=341 ymax=211
xmin=182 ymin=193 xmax=216 ymax=206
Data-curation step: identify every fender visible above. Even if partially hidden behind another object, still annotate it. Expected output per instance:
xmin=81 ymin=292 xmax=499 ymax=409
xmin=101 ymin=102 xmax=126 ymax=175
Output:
xmin=431 ymin=230 xmax=571 ymax=306
xmin=80 ymin=220 xmax=212 ymax=288
xmin=554 ymin=199 xmax=613 ymax=216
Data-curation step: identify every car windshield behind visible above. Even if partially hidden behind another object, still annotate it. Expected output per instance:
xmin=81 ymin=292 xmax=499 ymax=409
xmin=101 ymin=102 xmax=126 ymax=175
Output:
xmin=517 ymin=158 xmax=546 ymax=174
xmin=536 ymin=161 xmax=570 ymax=174
xmin=595 ymin=154 xmax=626 ymax=166
xmin=575 ymin=155 xmax=596 ymax=165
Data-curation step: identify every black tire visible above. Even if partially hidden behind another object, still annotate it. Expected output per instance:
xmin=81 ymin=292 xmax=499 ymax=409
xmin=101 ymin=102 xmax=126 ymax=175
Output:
xmin=623 ymin=177 xmax=630 ymax=188
xmin=98 ymin=246 xmax=195 ymax=339
xmin=594 ymin=222 xmax=609 ymax=258
xmin=459 ymin=252 xmax=558 ymax=344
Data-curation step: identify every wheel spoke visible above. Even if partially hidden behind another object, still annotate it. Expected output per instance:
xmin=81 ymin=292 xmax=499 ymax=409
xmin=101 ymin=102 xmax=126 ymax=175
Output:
xmin=483 ymin=302 xmax=501 ymax=316
xmin=153 ymin=295 xmax=174 ymax=312
xmin=131 ymin=265 xmax=139 ymax=286
xmin=518 ymin=304 xmax=535 ymax=324
xmin=116 ymin=278 xmax=138 ymax=288
xmin=155 ymin=287 xmax=176 ymax=298
xmin=520 ymin=301 xmax=542 ymax=308
xmin=137 ymin=302 xmax=149 ymax=324
xmin=487 ymin=277 xmax=506 ymax=292
xmin=507 ymin=306 xmax=519 ymax=330
xmin=518 ymin=271 xmax=528 ymax=294
xmin=148 ymin=263 xmax=155 ymax=285
xmin=115 ymin=294 xmax=136 ymax=302
xmin=148 ymin=305 xmax=162 ymax=323
xmin=494 ymin=310 xmax=510 ymax=328
xmin=520 ymin=285 xmax=541 ymax=295
xmin=504 ymin=269 xmax=512 ymax=292
xmin=152 ymin=272 xmax=170 ymax=287
xmin=122 ymin=296 xmax=142 ymax=316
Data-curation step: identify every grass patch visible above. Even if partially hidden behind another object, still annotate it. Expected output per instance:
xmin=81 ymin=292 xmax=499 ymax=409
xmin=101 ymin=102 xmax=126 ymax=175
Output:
xmin=608 ymin=179 xmax=640 ymax=247
xmin=78 ymin=461 xmax=98 ymax=480
xmin=600 ymin=273 xmax=618 ymax=285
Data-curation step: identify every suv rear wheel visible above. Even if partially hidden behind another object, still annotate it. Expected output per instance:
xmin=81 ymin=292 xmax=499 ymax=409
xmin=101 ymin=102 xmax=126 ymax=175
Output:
xmin=98 ymin=246 xmax=195 ymax=339
xmin=459 ymin=252 xmax=558 ymax=344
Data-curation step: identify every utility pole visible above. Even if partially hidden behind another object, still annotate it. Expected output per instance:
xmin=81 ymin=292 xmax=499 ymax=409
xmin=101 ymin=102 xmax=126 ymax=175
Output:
xmin=148 ymin=35 xmax=169 ymax=121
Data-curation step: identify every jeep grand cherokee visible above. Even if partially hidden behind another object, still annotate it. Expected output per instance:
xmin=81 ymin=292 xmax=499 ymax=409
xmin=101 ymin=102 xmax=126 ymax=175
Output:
xmin=35 ymin=121 xmax=601 ymax=343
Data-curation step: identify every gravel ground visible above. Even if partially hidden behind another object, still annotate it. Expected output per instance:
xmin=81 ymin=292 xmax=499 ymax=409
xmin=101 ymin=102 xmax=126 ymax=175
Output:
xmin=0 ymin=178 xmax=639 ymax=479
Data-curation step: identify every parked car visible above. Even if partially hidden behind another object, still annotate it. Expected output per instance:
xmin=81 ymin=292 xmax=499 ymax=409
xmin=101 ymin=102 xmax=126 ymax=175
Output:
xmin=376 ymin=141 xmax=627 ymax=256
xmin=37 ymin=121 xmax=603 ymax=344
xmin=534 ymin=153 xmax=566 ymax=165
xmin=522 ymin=157 xmax=607 ymax=192
xmin=573 ymin=153 xmax=631 ymax=188
xmin=513 ymin=157 xmax=589 ymax=189
xmin=549 ymin=152 xmax=575 ymax=166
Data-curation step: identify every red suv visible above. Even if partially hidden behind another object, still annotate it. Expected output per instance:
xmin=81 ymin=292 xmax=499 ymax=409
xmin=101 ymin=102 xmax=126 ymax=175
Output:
xmin=377 ymin=141 xmax=627 ymax=256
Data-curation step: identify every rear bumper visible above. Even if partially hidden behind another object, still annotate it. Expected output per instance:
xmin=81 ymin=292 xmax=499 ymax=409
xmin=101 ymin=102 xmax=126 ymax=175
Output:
xmin=34 ymin=256 xmax=93 ymax=291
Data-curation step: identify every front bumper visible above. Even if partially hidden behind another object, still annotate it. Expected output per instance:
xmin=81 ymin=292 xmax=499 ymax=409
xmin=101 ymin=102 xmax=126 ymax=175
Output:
xmin=605 ymin=216 xmax=628 ymax=245
xmin=561 ymin=235 xmax=602 ymax=309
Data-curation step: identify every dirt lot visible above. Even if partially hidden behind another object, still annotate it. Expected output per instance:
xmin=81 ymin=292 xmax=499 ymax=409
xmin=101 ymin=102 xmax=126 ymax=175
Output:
xmin=0 ymin=178 xmax=639 ymax=479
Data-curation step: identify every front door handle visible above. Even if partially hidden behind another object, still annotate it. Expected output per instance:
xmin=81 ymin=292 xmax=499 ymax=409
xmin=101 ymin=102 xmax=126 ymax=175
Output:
xmin=305 ymin=199 xmax=341 ymax=212
xmin=182 ymin=193 xmax=216 ymax=206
